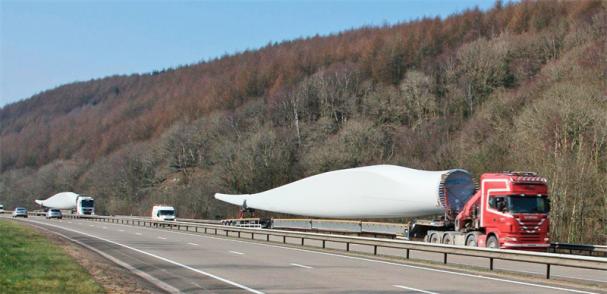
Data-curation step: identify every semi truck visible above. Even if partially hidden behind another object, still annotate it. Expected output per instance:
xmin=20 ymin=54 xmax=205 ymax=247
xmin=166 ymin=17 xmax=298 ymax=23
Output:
xmin=215 ymin=165 xmax=551 ymax=250
xmin=35 ymin=192 xmax=95 ymax=215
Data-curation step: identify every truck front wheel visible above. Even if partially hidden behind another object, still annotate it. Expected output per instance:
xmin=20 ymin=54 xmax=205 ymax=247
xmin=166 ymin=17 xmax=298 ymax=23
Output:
xmin=465 ymin=235 xmax=477 ymax=247
xmin=487 ymin=235 xmax=499 ymax=249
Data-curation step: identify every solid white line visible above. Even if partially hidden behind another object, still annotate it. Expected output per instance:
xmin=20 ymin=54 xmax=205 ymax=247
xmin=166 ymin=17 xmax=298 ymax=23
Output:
xmin=393 ymin=285 xmax=439 ymax=294
xmin=119 ymin=229 xmax=124 ymax=232
xmin=188 ymin=242 xmax=199 ymax=246
xmin=26 ymin=222 xmax=181 ymax=294
xmin=135 ymin=233 xmax=142 ymax=236
xmin=158 ymin=236 xmax=167 ymax=240
xmin=23 ymin=220 xmax=264 ymax=294
xmin=89 ymin=224 xmax=94 ymax=227
xmin=229 ymin=251 xmax=244 ymax=255
xmin=43 ymin=217 xmax=599 ymax=294
xmin=290 ymin=263 xmax=313 ymax=269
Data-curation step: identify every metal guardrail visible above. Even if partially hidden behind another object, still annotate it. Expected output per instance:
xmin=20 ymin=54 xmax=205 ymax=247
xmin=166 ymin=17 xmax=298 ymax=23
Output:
xmin=47 ymin=213 xmax=607 ymax=280
xmin=550 ymin=242 xmax=607 ymax=257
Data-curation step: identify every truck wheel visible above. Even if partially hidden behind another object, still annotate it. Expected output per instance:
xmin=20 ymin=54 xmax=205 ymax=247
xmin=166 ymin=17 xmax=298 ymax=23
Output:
xmin=442 ymin=234 xmax=453 ymax=245
xmin=465 ymin=235 xmax=477 ymax=247
xmin=429 ymin=233 xmax=440 ymax=243
xmin=487 ymin=235 xmax=499 ymax=249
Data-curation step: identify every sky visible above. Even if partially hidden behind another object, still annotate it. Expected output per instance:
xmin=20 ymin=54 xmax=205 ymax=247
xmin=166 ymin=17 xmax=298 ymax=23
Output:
xmin=0 ymin=0 xmax=497 ymax=107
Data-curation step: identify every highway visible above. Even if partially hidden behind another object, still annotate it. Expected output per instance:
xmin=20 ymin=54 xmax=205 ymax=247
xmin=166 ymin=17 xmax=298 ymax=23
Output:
xmin=4 ymin=216 xmax=605 ymax=294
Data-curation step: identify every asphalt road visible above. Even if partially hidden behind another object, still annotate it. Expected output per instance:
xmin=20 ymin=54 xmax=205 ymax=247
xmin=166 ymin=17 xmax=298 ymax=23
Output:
xmin=4 ymin=216 xmax=605 ymax=294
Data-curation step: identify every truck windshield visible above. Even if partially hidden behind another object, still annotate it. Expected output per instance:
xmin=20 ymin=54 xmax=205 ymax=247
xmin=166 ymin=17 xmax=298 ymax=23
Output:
xmin=159 ymin=210 xmax=174 ymax=216
xmin=81 ymin=199 xmax=94 ymax=208
xmin=507 ymin=195 xmax=549 ymax=213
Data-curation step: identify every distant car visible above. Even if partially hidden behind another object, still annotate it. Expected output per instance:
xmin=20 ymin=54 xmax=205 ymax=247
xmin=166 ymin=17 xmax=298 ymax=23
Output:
xmin=12 ymin=207 xmax=28 ymax=218
xmin=0 ymin=204 xmax=4 ymax=213
xmin=46 ymin=209 xmax=62 ymax=219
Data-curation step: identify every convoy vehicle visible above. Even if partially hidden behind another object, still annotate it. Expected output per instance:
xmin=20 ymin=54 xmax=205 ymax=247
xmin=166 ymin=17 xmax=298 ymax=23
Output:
xmin=35 ymin=192 xmax=95 ymax=215
xmin=46 ymin=209 xmax=63 ymax=219
xmin=215 ymin=165 xmax=550 ymax=250
xmin=415 ymin=172 xmax=550 ymax=250
xmin=152 ymin=205 xmax=176 ymax=221
xmin=12 ymin=207 xmax=28 ymax=218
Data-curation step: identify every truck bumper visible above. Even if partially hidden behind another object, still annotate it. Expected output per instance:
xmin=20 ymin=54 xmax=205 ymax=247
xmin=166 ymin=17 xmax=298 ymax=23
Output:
xmin=503 ymin=242 xmax=550 ymax=250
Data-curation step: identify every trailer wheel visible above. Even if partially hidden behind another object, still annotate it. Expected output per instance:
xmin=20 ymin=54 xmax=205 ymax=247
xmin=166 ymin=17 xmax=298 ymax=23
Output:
xmin=465 ymin=235 xmax=477 ymax=247
xmin=487 ymin=235 xmax=499 ymax=249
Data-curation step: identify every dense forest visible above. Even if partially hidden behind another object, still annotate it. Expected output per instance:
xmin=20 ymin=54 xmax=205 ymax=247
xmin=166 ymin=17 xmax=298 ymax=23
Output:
xmin=0 ymin=1 xmax=605 ymax=244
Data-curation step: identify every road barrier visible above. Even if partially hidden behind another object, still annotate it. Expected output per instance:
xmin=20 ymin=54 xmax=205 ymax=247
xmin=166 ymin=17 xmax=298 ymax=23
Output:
xmin=46 ymin=213 xmax=607 ymax=280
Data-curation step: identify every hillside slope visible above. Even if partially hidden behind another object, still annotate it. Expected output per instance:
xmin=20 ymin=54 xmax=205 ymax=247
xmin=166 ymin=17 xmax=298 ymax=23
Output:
xmin=1 ymin=1 xmax=605 ymax=243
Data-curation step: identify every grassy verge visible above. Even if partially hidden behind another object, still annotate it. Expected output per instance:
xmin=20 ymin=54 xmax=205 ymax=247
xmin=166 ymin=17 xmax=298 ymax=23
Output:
xmin=0 ymin=220 xmax=104 ymax=293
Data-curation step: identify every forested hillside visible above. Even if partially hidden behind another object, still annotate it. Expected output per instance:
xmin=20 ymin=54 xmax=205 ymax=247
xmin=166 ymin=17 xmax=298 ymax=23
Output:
xmin=1 ymin=1 xmax=605 ymax=243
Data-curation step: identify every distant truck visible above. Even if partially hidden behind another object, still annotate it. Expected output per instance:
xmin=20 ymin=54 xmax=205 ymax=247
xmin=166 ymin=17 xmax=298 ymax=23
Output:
xmin=152 ymin=205 xmax=176 ymax=221
xmin=35 ymin=192 xmax=95 ymax=215
xmin=216 ymin=165 xmax=551 ymax=250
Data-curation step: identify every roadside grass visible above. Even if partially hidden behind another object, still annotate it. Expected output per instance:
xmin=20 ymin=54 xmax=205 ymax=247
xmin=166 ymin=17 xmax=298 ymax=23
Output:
xmin=0 ymin=220 xmax=104 ymax=293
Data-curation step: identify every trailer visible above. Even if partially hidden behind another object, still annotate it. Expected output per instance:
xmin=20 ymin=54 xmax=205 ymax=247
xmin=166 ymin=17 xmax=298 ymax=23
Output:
xmin=35 ymin=192 xmax=95 ymax=215
xmin=215 ymin=165 xmax=551 ymax=250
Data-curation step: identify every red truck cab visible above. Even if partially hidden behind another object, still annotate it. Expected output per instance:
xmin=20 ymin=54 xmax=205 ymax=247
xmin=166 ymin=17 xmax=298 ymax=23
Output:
xmin=456 ymin=172 xmax=550 ymax=250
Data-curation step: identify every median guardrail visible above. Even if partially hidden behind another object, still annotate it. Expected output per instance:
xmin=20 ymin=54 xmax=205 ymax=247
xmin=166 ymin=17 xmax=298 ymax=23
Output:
xmin=50 ymin=213 xmax=607 ymax=280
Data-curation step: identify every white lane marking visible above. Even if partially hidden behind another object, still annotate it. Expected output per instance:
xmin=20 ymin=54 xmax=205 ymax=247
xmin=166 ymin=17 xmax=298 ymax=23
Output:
xmin=290 ymin=263 xmax=313 ymax=269
xmin=158 ymin=236 xmax=167 ymax=240
xmin=24 ymin=220 xmax=264 ymax=294
xmin=44 ymin=218 xmax=599 ymax=294
xmin=119 ymin=229 xmax=125 ymax=232
xmin=135 ymin=232 xmax=142 ymax=236
xmin=68 ymin=222 xmax=72 ymax=224
xmin=89 ymin=224 xmax=94 ymax=227
xmin=122 ymin=227 xmax=599 ymax=294
xmin=229 ymin=251 xmax=244 ymax=255
xmin=393 ymin=285 xmax=439 ymax=294
xmin=26 ymin=222 xmax=181 ymax=294
xmin=102 ymin=226 xmax=107 ymax=229
xmin=188 ymin=242 xmax=199 ymax=246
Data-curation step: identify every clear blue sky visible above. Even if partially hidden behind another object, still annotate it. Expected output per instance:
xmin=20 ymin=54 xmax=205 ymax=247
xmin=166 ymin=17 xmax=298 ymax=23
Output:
xmin=1 ymin=0 xmax=497 ymax=107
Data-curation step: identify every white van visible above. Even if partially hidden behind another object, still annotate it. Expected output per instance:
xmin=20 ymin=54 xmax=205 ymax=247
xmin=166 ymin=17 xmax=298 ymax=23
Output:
xmin=152 ymin=205 xmax=175 ymax=221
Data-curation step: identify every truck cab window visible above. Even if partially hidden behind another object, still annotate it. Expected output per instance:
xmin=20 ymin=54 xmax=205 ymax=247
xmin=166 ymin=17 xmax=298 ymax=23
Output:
xmin=489 ymin=197 xmax=506 ymax=212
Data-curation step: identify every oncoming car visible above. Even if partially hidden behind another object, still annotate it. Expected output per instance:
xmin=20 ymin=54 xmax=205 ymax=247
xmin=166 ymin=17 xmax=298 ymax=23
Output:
xmin=12 ymin=207 xmax=28 ymax=218
xmin=46 ymin=209 xmax=63 ymax=219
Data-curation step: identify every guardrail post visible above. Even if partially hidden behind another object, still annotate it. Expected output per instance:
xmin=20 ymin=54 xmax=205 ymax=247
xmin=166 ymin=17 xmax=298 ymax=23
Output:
xmin=301 ymin=238 xmax=304 ymax=246
xmin=195 ymin=227 xmax=198 ymax=232
xmin=266 ymin=234 xmax=270 ymax=242
xmin=283 ymin=236 xmax=286 ymax=244
xmin=251 ymin=233 xmax=254 ymax=240
xmin=226 ymin=230 xmax=228 ymax=237
xmin=406 ymin=249 xmax=410 ymax=259
xmin=322 ymin=240 xmax=326 ymax=249
xmin=346 ymin=242 xmax=350 ymax=252
xmin=238 ymin=231 xmax=241 ymax=238
xmin=443 ymin=253 xmax=448 ymax=264
xmin=374 ymin=245 xmax=377 ymax=255
xmin=204 ymin=228 xmax=207 ymax=234
xmin=489 ymin=258 xmax=494 ymax=271
xmin=214 ymin=228 xmax=217 ymax=235
xmin=546 ymin=264 xmax=551 ymax=279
